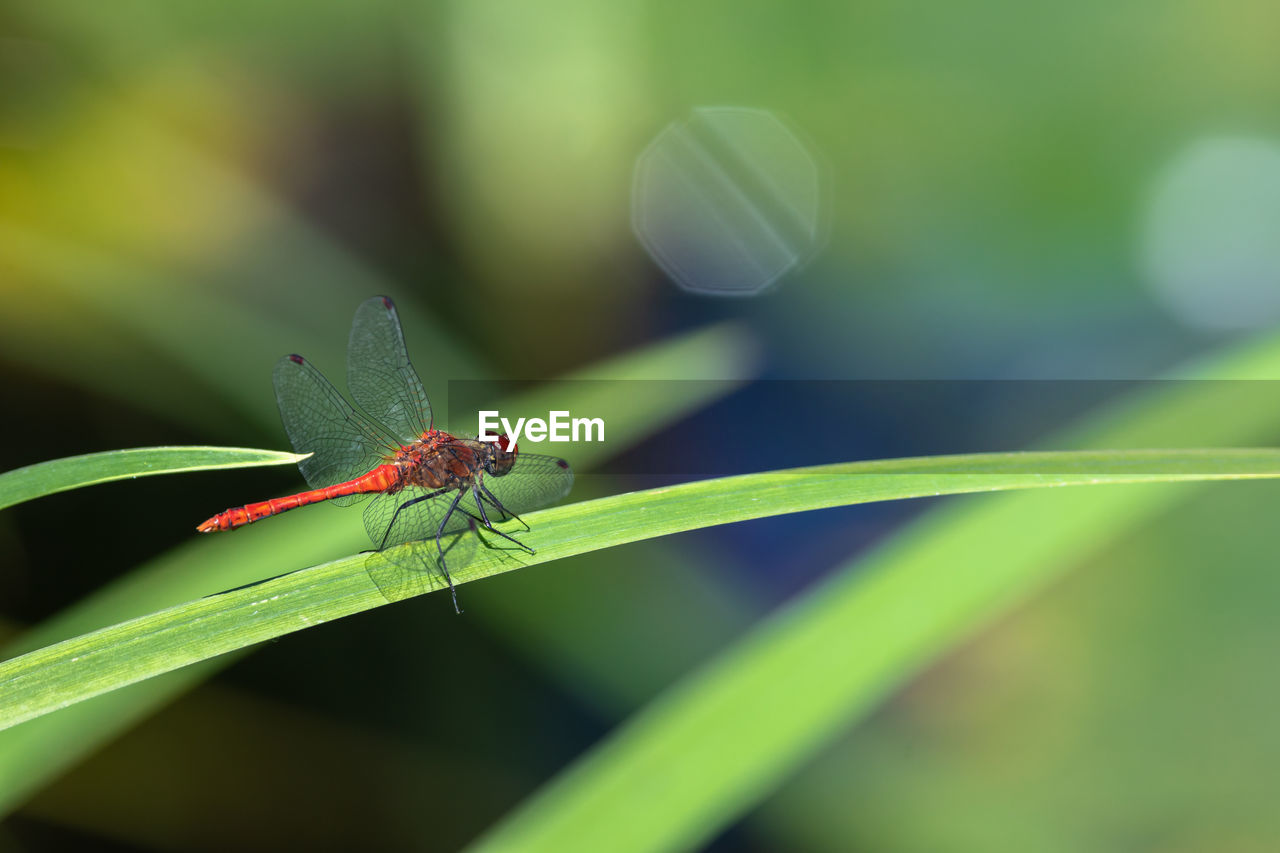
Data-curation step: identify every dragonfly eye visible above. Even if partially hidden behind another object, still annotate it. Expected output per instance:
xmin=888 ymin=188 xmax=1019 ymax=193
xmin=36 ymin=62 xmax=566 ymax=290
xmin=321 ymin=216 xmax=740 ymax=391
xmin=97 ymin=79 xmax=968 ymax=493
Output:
xmin=485 ymin=433 xmax=518 ymax=476
xmin=495 ymin=433 xmax=518 ymax=455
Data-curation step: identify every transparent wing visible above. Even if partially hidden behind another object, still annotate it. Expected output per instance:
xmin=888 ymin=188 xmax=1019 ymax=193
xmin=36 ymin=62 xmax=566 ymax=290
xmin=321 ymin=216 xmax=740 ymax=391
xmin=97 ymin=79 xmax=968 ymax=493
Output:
xmin=360 ymin=452 xmax=573 ymax=550
xmin=363 ymin=486 xmax=466 ymax=551
xmin=365 ymin=536 xmax=479 ymax=604
xmin=361 ymin=452 xmax=573 ymax=607
xmin=272 ymin=353 xmax=397 ymax=504
xmin=481 ymin=452 xmax=574 ymax=519
xmin=346 ymin=295 xmax=432 ymax=444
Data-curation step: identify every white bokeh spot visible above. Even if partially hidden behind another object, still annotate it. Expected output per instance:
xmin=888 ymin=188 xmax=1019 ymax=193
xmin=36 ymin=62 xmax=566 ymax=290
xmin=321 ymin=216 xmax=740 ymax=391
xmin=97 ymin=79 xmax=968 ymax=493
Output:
xmin=1142 ymin=136 xmax=1280 ymax=330
xmin=632 ymin=107 xmax=826 ymax=297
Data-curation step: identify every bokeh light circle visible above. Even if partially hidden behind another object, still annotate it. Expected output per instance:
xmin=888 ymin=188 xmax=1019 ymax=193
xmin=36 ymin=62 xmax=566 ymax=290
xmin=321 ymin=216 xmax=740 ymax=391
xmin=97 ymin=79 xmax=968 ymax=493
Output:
xmin=1141 ymin=136 xmax=1280 ymax=330
xmin=632 ymin=107 xmax=826 ymax=297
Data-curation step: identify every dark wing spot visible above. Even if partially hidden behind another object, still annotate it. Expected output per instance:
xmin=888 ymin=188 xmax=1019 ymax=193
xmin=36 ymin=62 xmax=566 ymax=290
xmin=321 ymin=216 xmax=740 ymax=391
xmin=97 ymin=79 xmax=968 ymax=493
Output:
xmin=380 ymin=295 xmax=395 ymax=311
xmin=556 ymin=459 xmax=569 ymax=469
xmin=288 ymin=354 xmax=305 ymax=364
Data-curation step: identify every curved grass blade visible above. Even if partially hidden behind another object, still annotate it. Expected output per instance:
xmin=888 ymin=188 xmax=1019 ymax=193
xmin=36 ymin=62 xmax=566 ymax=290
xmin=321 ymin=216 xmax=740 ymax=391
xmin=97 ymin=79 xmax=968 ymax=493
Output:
xmin=0 ymin=447 xmax=307 ymax=513
xmin=2 ymin=448 xmax=1279 ymax=734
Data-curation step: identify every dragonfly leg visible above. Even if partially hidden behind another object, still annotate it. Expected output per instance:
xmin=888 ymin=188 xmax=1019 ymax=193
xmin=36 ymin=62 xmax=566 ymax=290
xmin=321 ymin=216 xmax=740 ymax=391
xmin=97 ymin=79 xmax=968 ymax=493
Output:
xmin=456 ymin=487 xmax=535 ymax=555
xmin=435 ymin=489 xmax=467 ymax=614
xmin=478 ymin=482 xmax=531 ymax=532
xmin=378 ymin=488 xmax=451 ymax=550
xmin=471 ymin=486 xmax=494 ymax=528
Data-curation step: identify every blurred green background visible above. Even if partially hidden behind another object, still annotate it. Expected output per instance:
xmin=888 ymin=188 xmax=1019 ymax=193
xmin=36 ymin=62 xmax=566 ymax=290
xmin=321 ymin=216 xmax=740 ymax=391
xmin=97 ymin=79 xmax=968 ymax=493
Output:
xmin=3 ymin=1 xmax=1280 ymax=850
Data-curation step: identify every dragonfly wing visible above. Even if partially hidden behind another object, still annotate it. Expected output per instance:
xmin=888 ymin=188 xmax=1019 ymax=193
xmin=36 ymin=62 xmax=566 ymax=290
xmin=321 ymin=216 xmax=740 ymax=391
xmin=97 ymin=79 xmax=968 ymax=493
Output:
xmin=362 ymin=487 xmax=475 ymax=551
xmin=480 ymin=453 xmax=574 ymax=519
xmin=361 ymin=453 xmax=572 ymax=605
xmin=272 ymin=353 xmax=395 ymax=502
xmin=346 ymin=296 xmax=432 ymax=443
xmin=361 ymin=452 xmax=570 ymax=550
xmin=365 ymin=535 xmax=478 ymax=604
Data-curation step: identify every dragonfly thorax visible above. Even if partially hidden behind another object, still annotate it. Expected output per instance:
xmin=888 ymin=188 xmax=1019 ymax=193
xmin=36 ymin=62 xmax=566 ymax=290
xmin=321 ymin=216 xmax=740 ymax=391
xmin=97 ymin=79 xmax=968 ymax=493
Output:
xmin=393 ymin=432 xmax=517 ymax=491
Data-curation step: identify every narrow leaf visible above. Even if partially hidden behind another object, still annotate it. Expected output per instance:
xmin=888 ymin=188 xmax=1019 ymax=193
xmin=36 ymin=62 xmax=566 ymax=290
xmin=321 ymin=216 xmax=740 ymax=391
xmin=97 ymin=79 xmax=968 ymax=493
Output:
xmin=2 ymin=448 xmax=1278 ymax=733
xmin=0 ymin=447 xmax=306 ymax=512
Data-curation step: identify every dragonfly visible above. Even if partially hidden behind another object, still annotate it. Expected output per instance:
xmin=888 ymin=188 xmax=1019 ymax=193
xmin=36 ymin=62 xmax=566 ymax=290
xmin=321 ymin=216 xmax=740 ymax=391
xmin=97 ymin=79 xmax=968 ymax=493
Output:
xmin=198 ymin=295 xmax=573 ymax=611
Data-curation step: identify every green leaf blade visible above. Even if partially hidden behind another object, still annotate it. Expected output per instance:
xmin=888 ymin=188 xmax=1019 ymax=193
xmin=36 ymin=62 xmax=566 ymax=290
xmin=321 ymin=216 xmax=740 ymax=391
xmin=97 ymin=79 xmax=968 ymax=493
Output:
xmin=0 ymin=446 xmax=307 ymax=512
xmin=2 ymin=448 xmax=1278 ymax=735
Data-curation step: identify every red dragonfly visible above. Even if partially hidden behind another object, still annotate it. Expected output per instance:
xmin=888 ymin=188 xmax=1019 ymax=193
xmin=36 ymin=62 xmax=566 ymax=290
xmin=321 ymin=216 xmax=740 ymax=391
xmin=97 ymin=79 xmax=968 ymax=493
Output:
xmin=198 ymin=296 xmax=573 ymax=611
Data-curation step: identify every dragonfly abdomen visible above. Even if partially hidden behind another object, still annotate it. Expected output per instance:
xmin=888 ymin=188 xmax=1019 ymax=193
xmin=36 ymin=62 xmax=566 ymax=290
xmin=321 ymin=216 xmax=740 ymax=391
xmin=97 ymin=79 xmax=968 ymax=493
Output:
xmin=196 ymin=464 xmax=402 ymax=533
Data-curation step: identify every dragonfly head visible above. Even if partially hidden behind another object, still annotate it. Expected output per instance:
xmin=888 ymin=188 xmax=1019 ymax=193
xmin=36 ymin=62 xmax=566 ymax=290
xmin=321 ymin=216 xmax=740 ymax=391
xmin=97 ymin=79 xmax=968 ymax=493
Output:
xmin=485 ymin=433 xmax=518 ymax=476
